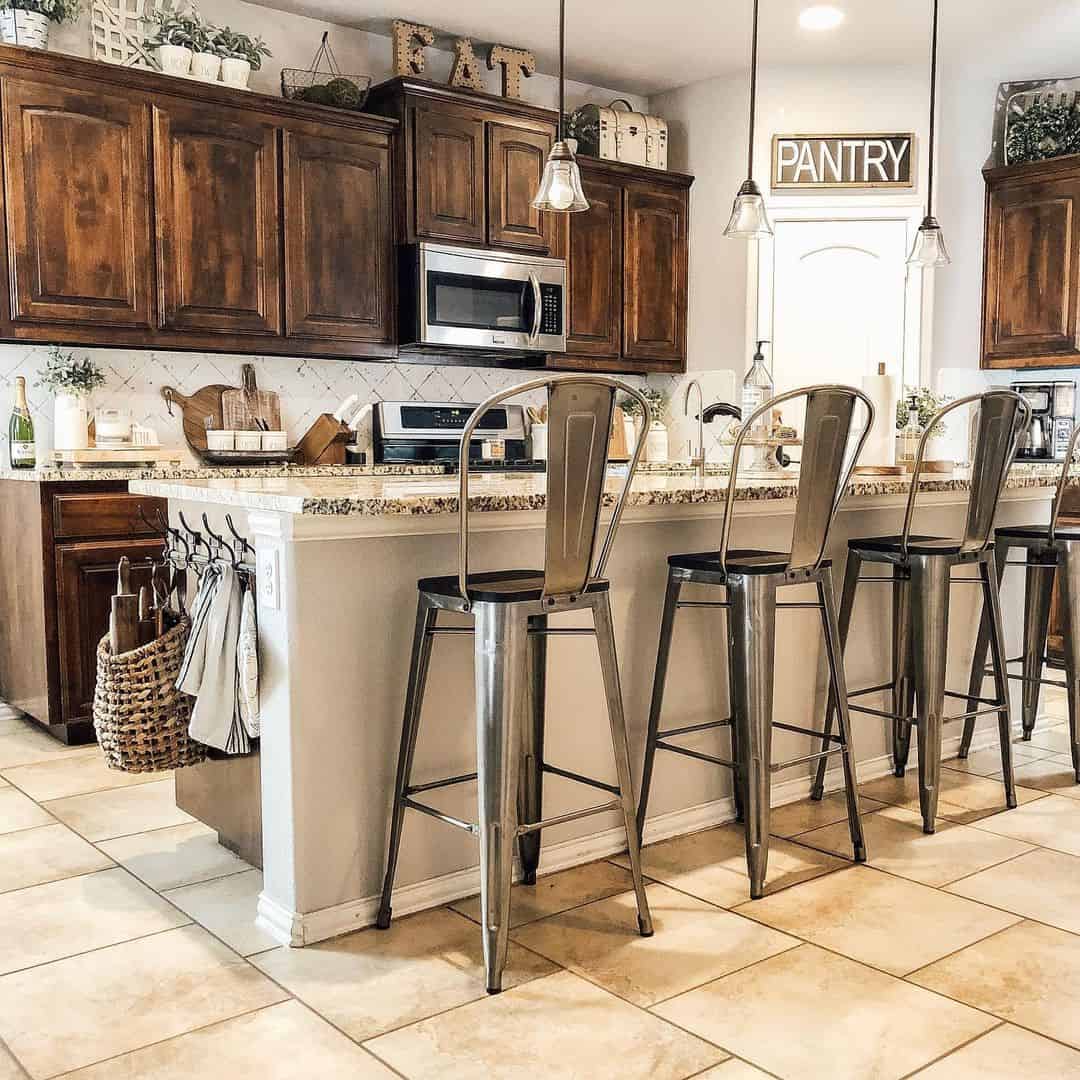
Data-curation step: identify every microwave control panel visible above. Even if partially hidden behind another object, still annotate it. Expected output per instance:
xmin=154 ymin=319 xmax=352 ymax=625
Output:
xmin=539 ymin=284 xmax=564 ymax=336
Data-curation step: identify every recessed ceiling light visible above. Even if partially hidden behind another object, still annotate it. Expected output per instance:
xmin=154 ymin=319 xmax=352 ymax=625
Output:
xmin=799 ymin=5 xmax=845 ymax=31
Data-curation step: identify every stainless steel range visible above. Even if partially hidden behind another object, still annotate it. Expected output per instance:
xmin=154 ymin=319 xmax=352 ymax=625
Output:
xmin=373 ymin=401 xmax=545 ymax=472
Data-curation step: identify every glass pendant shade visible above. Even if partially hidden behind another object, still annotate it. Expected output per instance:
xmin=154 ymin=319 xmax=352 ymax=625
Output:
xmin=907 ymin=215 xmax=951 ymax=268
xmin=532 ymin=140 xmax=589 ymax=213
xmin=724 ymin=179 xmax=774 ymax=239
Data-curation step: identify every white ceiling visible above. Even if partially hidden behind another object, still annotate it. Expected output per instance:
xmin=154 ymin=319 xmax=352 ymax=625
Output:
xmin=253 ymin=0 xmax=1053 ymax=95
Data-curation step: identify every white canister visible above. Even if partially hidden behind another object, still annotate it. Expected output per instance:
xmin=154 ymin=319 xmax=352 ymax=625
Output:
xmin=645 ymin=420 xmax=669 ymax=463
xmin=530 ymin=422 xmax=548 ymax=461
xmin=220 ymin=57 xmax=251 ymax=89
xmin=260 ymin=431 xmax=288 ymax=452
xmin=191 ymin=51 xmax=222 ymax=82
xmin=156 ymin=44 xmax=193 ymax=76
xmin=53 ymin=393 xmax=91 ymax=451
xmin=0 ymin=10 xmax=49 ymax=49
xmin=206 ymin=430 xmax=236 ymax=452
xmin=234 ymin=431 xmax=263 ymax=452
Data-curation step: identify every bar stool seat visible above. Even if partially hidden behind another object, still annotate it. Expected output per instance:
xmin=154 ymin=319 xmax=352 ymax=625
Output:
xmin=417 ymin=570 xmax=610 ymax=603
xmin=668 ymin=549 xmax=827 ymax=575
xmin=994 ymin=523 xmax=1080 ymax=542
xmin=851 ymin=534 xmax=974 ymax=557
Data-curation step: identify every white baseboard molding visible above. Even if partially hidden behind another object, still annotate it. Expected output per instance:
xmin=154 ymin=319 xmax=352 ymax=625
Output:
xmin=256 ymin=729 xmax=1001 ymax=948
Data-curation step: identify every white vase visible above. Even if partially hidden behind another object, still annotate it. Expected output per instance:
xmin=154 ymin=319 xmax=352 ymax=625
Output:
xmin=220 ymin=57 xmax=251 ymax=89
xmin=645 ymin=420 xmax=669 ymax=463
xmin=623 ymin=415 xmax=639 ymax=455
xmin=191 ymin=51 xmax=221 ymax=82
xmin=0 ymin=10 xmax=49 ymax=49
xmin=54 ymin=392 xmax=91 ymax=452
xmin=156 ymin=44 xmax=192 ymax=75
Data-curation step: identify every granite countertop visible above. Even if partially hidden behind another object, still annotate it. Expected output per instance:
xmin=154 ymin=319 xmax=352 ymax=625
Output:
xmin=128 ymin=463 xmax=1066 ymax=517
xmin=0 ymin=462 xmax=447 ymax=483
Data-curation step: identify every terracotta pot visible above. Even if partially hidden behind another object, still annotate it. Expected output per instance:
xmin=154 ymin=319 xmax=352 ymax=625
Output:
xmin=0 ymin=10 xmax=49 ymax=49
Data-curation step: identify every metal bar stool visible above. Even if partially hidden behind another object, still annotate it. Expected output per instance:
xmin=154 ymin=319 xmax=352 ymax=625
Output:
xmin=376 ymin=375 xmax=654 ymax=994
xmin=638 ymin=384 xmax=875 ymax=900
xmin=810 ymin=390 xmax=1032 ymax=833
xmin=961 ymin=421 xmax=1080 ymax=782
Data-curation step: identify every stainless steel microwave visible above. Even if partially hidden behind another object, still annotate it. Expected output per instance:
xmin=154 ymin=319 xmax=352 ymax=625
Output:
xmin=400 ymin=242 xmax=566 ymax=355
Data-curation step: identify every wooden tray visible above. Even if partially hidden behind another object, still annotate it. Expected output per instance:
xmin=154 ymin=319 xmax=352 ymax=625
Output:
xmin=201 ymin=449 xmax=297 ymax=466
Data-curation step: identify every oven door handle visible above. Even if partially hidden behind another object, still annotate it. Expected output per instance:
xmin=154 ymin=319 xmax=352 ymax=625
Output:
xmin=528 ymin=273 xmax=542 ymax=344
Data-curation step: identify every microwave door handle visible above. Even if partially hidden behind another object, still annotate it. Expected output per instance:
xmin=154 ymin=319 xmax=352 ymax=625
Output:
xmin=529 ymin=273 xmax=542 ymax=344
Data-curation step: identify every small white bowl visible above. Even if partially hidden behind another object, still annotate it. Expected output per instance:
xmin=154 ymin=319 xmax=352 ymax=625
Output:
xmin=234 ymin=432 xmax=263 ymax=452
xmin=260 ymin=431 xmax=288 ymax=452
xmin=206 ymin=430 xmax=235 ymax=451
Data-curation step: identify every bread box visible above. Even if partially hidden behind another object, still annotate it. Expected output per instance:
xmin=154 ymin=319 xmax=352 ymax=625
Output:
xmin=570 ymin=99 xmax=668 ymax=170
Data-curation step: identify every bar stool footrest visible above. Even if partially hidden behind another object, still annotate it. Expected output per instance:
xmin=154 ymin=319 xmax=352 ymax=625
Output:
xmin=542 ymin=762 xmax=620 ymax=796
xmin=516 ymin=800 xmax=622 ymax=836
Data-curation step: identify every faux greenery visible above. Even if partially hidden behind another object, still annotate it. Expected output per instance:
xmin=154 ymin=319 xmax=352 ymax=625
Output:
xmin=36 ymin=347 xmax=106 ymax=396
xmin=620 ymin=387 xmax=667 ymax=422
xmin=896 ymin=385 xmax=949 ymax=436
xmin=0 ymin=0 xmax=80 ymax=25
xmin=1006 ymin=101 xmax=1080 ymax=164
xmin=143 ymin=9 xmax=203 ymax=50
xmin=212 ymin=26 xmax=271 ymax=69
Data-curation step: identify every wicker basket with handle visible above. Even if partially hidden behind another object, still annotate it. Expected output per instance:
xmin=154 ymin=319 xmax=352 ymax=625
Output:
xmin=93 ymin=615 xmax=206 ymax=773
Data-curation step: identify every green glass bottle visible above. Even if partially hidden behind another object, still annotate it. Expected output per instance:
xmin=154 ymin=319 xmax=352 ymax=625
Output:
xmin=8 ymin=376 xmax=35 ymax=469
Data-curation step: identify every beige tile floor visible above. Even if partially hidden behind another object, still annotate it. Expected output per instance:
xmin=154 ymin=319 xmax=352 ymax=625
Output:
xmin=0 ymin=699 xmax=1078 ymax=1079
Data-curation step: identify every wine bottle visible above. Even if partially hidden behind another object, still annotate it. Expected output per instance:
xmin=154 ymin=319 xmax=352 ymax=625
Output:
xmin=8 ymin=376 xmax=35 ymax=469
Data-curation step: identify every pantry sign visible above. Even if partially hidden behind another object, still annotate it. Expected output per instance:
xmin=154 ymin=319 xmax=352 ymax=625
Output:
xmin=772 ymin=133 xmax=915 ymax=189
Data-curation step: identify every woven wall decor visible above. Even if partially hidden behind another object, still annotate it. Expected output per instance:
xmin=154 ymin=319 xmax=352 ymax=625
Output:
xmin=488 ymin=44 xmax=535 ymax=100
xmin=449 ymin=36 xmax=485 ymax=91
xmin=392 ymin=19 xmax=434 ymax=76
xmin=90 ymin=0 xmax=163 ymax=67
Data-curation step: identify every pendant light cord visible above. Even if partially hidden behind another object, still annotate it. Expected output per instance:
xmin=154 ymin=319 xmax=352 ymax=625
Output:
xmin=926 ymin=0 xmax=939 ymax=216
xmin=747 ymin=0 xmax=760 ymax=179
xmin=558 ymin=0 xmax=566 ymax=142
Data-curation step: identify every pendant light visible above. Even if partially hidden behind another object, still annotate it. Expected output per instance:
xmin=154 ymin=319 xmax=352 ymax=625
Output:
xmin=724 ymin=0 xmax=772 ymax=239
xmin=908 ymin=0 xmax=951 ymax=267
xmin=532 ymin=0 xmax=588 ymax=213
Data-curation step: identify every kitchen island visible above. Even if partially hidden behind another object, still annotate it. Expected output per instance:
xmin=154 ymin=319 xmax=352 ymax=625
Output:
xmin=130 ymin=465 xmax=1064 ymax=947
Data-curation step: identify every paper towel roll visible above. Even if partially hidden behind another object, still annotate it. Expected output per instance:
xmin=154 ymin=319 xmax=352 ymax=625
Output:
xmin=861 ymin=368 xmax=898 ymax=467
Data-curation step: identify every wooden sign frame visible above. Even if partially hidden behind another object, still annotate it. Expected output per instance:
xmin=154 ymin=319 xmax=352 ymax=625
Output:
xmin=771 ymin=133 xmax=917 ymax=190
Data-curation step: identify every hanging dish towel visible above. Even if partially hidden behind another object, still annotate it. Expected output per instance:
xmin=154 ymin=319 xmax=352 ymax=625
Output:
xmin=177 ymin=563 xmax=221 ymax=696
xmin=187 ymin=566 xmax=251 ymax=755
xmin=237 ymin=584 xmax=260 ymax=739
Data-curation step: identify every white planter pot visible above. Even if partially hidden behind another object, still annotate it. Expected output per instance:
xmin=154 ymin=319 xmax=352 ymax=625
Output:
xmin=191 ymin=51 xmax=221 ymax=82
xmin=220 ymin=57 xmax=251 ymax=89
xmin=156 ymin=44 xmax=192 ymax=76
xmin=54 ymin=392 xmax=91 ymax=452
xmin=645 ymin=420 xmax=669 ymax=463
xmin=0 ymin=10 xmax=49 ymax=49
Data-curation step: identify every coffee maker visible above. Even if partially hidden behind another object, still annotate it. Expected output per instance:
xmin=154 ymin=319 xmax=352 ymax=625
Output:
xmin=1011 ymin=381 xmax=1077 ymax=461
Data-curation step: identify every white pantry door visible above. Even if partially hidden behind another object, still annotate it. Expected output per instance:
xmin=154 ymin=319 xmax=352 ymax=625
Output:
xmin=760 ymin=215 xmax=920 ymax=422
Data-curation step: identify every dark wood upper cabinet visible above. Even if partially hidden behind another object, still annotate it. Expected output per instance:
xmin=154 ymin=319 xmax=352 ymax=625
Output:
xmin=1 ymin=77 xmax=153 ymax=328
xmin=565 ymin=175 xmax=622 ymax=359
xmin=153 ymin=103 xmax=281 ymax=336
xmin=283 ymin=129 xmax=394 ymax=344
xmin=413 ymin=105 xmax=485 ymax=244
xmin=983 ymin=155 xmax=1080 ymax=369
xmin=486 ymin=122 xmax=553 ymax=252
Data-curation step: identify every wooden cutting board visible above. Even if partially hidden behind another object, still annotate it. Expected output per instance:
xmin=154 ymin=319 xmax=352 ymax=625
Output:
xmin=161 ymin=384 xmax=233 ymax=455
xmin=220 ymin=364 xmax=281 ymax=432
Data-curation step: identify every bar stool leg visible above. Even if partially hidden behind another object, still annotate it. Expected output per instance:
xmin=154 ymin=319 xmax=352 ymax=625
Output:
xmin=377 ymin=594 xmax=437 ymax=930
xmin=911 ymin=556 xmax=950 ymax=834
xmin=1057 ymin=543 xmax=1080 ymax=783
xmin=637 ymin=571 xmax=683 ymax=842
xmin=982 ymin=553 xmax=1017 ymax=809
xmin=961 ymin=542 xmax=1008 ymax=757
xmin=728 ymin=573 xmax=776 ymax=899
xmin=1020 ymin=550 xmax=1055 ymax=740
xmin=892 ymin=565 xmax=917 ymax=777
xmin=811 ymin=550 xmax=860 ymax=801
xmin=518 ymin=613 xmax=547 ymax=885
xmin=818 ymin=565 xmax=867 ymax=862
xmin=595 ymin=593 xmax=654 ymax=937
xmin=474 ymin=602 xmax=528 ymax=994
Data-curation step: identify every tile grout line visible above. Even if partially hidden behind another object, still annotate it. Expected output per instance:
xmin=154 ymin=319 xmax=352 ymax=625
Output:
xmin=896 ymin=1020 xmax=1008 ymax=1079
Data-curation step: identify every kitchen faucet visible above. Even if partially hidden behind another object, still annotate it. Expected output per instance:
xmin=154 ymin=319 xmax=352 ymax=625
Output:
xmin=684 ymin=379 xmax=705 ymax=481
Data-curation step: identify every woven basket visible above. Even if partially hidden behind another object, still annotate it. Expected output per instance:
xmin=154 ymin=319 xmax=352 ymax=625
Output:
xmin=93 ymin=615 xmax=206 ymax=773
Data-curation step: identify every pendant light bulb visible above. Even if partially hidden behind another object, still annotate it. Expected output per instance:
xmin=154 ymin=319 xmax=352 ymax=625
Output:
xmin=533 ymin=0 xmax=589 ymax=214
xmin=907 ymin=215 xmax=951 ymax=268
xmin=725 ymin=0 xmax=771 ymax=241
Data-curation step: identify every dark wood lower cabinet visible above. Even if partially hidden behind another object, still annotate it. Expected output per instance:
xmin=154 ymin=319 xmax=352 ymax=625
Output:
xmin=0 ymin=480 xmax=165 ymax=743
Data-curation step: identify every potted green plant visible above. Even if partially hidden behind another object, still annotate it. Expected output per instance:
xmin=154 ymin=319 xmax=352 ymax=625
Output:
xmin=188 ymin=14 xmax=221 ymax=82
xmin=143 ymin=9 xmax=199 ymax=76
xmin=0 ymin=0 xmax=79 ymax=50
xmin=213 ymin=26 xmax=271 ymax=89
xmin=36 ymin=346 xmax=106 ymax=452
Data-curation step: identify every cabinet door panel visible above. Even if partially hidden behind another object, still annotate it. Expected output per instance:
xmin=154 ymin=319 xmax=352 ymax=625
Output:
xmin=154 ymin=104 xmax=281 ymax=335
xmin=413 ymin=106 xmax=484 ymax=243
xmin=283 ymin=131 xmax=393 ymax=343
xmin=984 ymin=176 xmax=1080 ymax=364
xmin=487 ymin=122 xmax=553 ymax=252
xmin=566 ymin=176 xmax=622 ymax=358
xmin=623 ymin=183 xmax=687 ymax=365
xmin=56 ymin=539 xmax=161 ymax=725
xmin=1 ymin=78 xmax=153 ymax=327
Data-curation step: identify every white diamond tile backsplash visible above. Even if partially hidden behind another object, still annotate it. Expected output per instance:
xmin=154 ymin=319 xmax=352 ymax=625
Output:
xmin=0 ymin=344 xmax=740 ymax=465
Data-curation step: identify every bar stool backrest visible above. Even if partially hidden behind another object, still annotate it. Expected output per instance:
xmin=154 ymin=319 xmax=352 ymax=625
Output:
xmin=901 ymin=389 xmax=1030 ymax=558
xmin=456 ymin=374 xmax=652 ymax=610
xmin=718 ymin=385 xmax=875 ymax=576
xmin=1049 ymin=421 xmax=1080 ymax=544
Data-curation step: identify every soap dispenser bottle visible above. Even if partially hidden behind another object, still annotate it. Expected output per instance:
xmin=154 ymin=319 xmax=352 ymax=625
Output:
xmin=742 ymin=340 xmax=774 ymax=439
